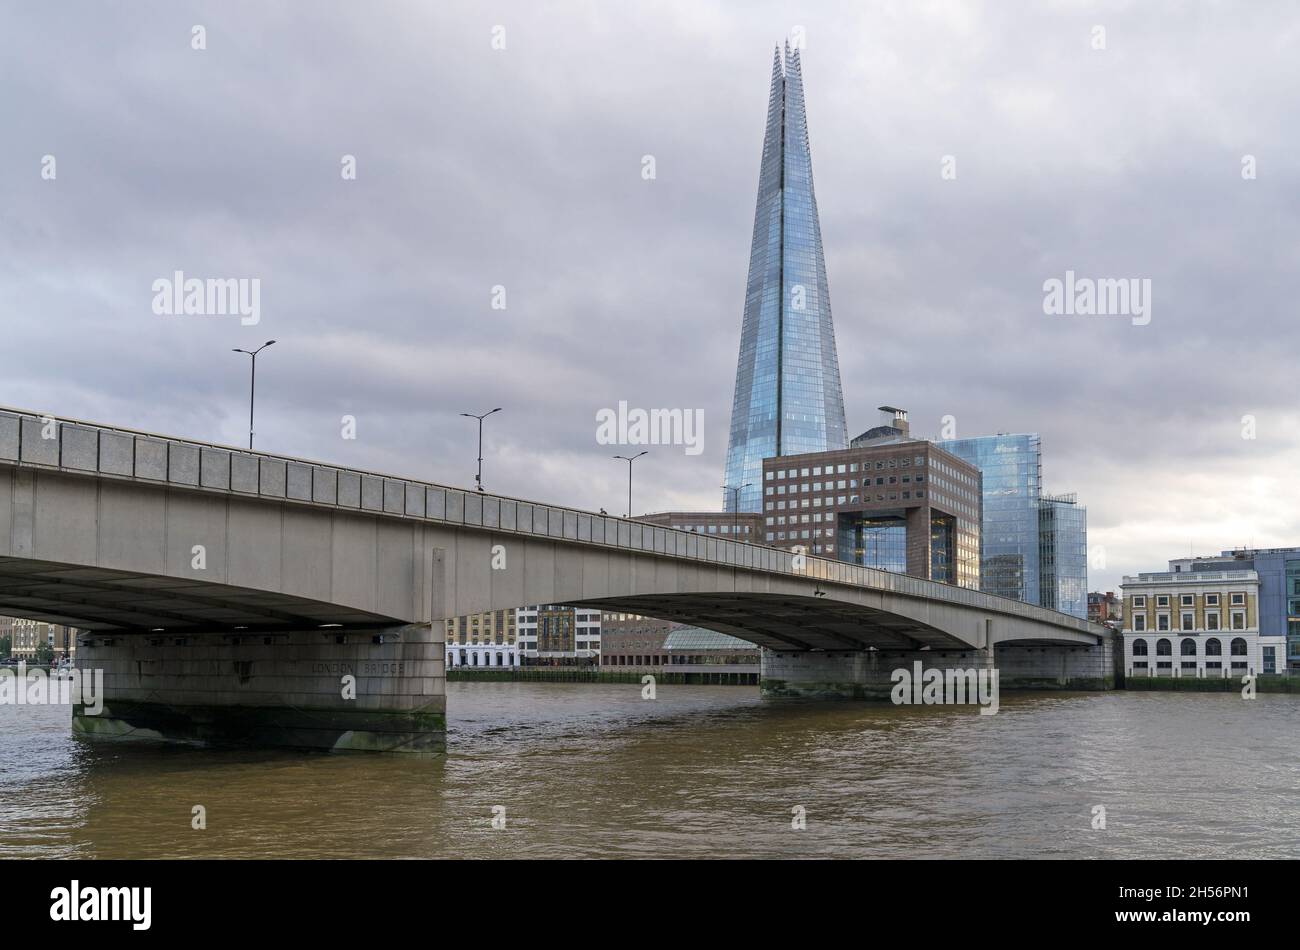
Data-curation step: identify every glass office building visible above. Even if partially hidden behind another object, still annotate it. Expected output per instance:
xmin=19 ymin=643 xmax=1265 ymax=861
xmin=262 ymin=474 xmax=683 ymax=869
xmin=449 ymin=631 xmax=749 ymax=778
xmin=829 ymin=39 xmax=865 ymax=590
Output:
xmin=723 ymin=44 xmax=847 ymax=513
xmin=938 ymin=434 xmax=1043 ymax=603
xmin=1039 ymin=493 xmax=1088 ymax=618
xmin=938 ymin=433 xmax=1089 ymax=618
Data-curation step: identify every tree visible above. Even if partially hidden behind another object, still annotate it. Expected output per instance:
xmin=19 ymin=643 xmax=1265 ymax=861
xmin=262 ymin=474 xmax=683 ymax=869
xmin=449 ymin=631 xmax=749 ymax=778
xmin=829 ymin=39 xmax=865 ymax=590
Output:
xmin=35 ymin=642 xmax=54 ymax=666
xmin=0 ymin=635 xmax=10 ymax=659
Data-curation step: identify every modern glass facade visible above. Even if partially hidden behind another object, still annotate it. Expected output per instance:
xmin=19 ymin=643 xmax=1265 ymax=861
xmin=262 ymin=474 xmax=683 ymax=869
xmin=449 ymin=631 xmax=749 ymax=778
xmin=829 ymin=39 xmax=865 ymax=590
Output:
xmin=938 ymin=434 xmax=1043 ymax=604
xmin=837 ymin=513 xmax=908 ymax=573
xmin=938 ymin=433 xmax=1088 ymax=618
xmin=1039 ymin=494 xmax=1088 ymax=618
xmin=724 ymin=44 xmax=847 ymax=513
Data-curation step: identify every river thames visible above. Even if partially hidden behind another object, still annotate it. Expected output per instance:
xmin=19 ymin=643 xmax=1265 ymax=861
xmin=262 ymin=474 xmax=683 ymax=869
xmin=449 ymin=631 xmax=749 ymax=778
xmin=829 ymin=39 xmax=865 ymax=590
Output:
xmin=1 ymin=683 xmax=1296 ymax=859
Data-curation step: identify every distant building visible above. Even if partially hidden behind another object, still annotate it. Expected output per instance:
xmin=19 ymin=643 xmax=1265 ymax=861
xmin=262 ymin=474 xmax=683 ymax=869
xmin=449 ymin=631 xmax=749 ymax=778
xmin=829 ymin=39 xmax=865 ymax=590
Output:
xmin=516 ymin=605 xmax=601 ymax=667
xmin=761 ymin=408 xmax=982 ymax=588
xmin=444 ymin=609 xmax=518 ymax=669
xmin=1166 ymin=548 xmax=1300 ymax=671
xmin=1120 ymin=565 xmax=1286 ymax=677
xmin=636 ymin=510 xmax=764 ymax=542
xmin=599 ymin=613 xmax=675 ymax=666
xmin=1039 ymin=493 xmax=1088 ymax=617
xmin=937 ymin=433 xmax=1088 ymax=618
xmin=723 ymin=44 xmax=848 ymax=514
xmin=1087 ymin=591 xmax=1123 ymax=624
xmin=2 ymin=617 xmax=77 ymax=660
xmin=599 ymin=618 xmax=759 ymax=684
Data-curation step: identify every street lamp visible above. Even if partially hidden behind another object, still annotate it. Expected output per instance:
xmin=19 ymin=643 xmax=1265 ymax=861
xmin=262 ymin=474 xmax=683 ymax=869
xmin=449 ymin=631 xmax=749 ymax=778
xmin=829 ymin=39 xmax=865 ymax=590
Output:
xmin=231 ymin=340 xmax=275 ymax=450
xmin=613 ymin=451 xmax=648 ymax=517
xmin=722 ymin=483 xmax=752 ymax=538
xmin=460 ymin=408 xmax=502 ymax=492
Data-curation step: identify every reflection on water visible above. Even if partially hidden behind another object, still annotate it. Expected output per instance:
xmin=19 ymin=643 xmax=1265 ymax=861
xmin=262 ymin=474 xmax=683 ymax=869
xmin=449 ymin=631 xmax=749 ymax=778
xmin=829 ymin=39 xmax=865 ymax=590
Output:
xmin=1 ymin=683 xmax=1296 ymax=858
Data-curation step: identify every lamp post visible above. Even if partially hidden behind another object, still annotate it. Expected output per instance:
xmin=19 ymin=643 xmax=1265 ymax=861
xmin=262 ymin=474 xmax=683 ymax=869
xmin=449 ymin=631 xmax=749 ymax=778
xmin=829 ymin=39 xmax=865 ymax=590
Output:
xmin=460 ymin=408 xmax=502 ymax=492
xmin=722 ymin=483 xmax=752 ymax=538
xmin=613 ymin=451 xmax=648 ymax=518
xmin=231 ymin=340 xmax=276 ymax=450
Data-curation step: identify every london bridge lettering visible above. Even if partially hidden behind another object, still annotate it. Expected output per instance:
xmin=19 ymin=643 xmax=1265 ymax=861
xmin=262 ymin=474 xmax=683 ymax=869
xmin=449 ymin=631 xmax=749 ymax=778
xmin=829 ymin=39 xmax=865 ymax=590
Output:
xmin=312 ymin=662 xmax=355 ymax=675
xmin=310 ymin=661 xmax=405 ymax=676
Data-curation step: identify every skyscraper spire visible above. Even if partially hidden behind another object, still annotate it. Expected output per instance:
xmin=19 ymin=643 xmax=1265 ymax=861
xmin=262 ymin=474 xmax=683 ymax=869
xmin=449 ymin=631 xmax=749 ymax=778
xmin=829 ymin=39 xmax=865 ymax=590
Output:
xmin=722 ymin=44 xmax=848 ymax=513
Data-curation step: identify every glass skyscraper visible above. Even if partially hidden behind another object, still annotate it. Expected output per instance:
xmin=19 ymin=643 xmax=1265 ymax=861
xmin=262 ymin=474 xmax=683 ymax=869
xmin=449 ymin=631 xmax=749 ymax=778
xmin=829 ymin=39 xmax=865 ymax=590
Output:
xmin=938 ymin=433 xmax=1089 ymax=619
xmin=938 ymin=434 xmax=1043 ymax=603
xmin=723 ymin=44 xmax=847 ymax=513
xmin=1039 ymin=493 xmax=1088 ymax=618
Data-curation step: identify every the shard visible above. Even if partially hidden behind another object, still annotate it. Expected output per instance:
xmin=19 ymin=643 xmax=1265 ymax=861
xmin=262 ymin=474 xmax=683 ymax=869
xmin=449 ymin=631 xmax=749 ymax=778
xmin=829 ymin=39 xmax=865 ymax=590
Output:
xmin=723 ymin=43 xmax=847 ymax=513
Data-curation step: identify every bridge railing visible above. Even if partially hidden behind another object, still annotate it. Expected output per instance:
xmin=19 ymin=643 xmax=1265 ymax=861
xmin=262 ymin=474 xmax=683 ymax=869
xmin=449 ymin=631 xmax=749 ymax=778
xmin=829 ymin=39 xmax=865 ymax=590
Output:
xmin=0 ymin=407 xmax=1098 ymax=636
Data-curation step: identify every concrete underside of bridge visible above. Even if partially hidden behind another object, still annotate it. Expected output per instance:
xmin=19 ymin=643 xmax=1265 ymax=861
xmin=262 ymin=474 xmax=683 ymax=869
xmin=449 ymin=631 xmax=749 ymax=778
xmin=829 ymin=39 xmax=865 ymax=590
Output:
xmin=71 ymin=623 xmax=445 ymax=753
xmin=759 ymin=637 xmax=1118 ymax=700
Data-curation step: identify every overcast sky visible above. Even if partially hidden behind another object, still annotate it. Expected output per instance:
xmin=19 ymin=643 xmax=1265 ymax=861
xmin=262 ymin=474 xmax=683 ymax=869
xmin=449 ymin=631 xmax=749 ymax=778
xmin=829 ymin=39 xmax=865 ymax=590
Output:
xmin=3 ymin=1 xmax=1298 ymax=595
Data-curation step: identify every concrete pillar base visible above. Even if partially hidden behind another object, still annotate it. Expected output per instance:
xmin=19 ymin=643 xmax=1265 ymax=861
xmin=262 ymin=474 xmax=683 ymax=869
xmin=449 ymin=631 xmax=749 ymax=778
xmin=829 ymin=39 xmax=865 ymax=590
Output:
xmin=994 ymin=641 xmax=1116 ymax=691
xmin=70 ymin=623 xmax=445 ymax=754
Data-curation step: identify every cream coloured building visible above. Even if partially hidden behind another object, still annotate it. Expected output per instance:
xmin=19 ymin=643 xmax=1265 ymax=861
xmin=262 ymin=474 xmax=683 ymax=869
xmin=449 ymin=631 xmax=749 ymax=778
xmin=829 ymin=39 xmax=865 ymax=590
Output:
xmin=1120 ymin=568 xmax=1285 ymax=677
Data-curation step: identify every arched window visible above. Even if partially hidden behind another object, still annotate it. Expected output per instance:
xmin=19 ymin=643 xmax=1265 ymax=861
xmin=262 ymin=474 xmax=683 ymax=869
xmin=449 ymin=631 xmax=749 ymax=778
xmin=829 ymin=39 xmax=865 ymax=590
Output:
xmin=1132 ymin=638 xmax=1149 ymax=656
xmin=1205 ymin=638 xmax=1222 ymax=656
xmin=1231 ymin=638 xmax=1248 ymax=656
xmin=1156 ymin=638 xmax=1172 ymax=656
xmin=1180 ymin=638 xmax=1197 ymax=656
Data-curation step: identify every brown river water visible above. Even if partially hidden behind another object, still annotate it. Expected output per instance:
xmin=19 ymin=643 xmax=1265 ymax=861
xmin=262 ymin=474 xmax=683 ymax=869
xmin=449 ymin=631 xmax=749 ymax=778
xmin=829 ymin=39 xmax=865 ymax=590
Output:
xmin=1 ymin=683 xmax=1296 ymax=858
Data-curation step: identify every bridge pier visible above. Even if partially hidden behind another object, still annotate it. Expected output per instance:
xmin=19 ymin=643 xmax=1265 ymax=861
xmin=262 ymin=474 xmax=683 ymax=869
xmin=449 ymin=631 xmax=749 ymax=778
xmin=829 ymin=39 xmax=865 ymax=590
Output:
xmin=760 ymin=639 xmax=1115 ymax=700
xmin=759 ymin=647 xmax=994 ymax=700
xmin=71 ymin=623 xmax=445 ymax=754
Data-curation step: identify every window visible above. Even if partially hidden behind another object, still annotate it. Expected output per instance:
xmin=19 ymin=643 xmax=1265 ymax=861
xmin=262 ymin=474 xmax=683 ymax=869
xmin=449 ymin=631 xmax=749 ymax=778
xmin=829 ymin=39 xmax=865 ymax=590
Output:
xmin=1157 ymin=614 xmax=1170 ymax=631
xmin=1231 ymin=611 xmax=1246 ymax=630
xmin=1181 ymin=613 xmax=1194 ymax=631
xmin=1133 ymin=615 xmax=1146 ymax=632
xmin=1156 ymin=595 xmax=1170 ymax=608
xmin=1230 ymin=592 xmax=1245 ymax=606
xmin=1180 ymin=594 xmax=1194 ymax=607
xmin=1131 ymin=638 xmax=1149 ymax=656
xmin=1206 ymin=612 xmax=1219 ymax=631
xmin=1132 ymin=595 xmax=1147 ymax=608
xmin=1205 ymin=593 xmax=1219 ymax=607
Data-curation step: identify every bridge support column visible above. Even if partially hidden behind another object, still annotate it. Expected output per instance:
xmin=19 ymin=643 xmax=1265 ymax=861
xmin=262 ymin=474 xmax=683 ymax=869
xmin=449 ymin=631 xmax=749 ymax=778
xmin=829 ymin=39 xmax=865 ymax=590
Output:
xmin=993 ymin=639 xmax=1116 ymax=690
xmin=71 ymin=623 xmax=446 ymax=754
xmin=760 ymin=647 xmax=994 ymax=700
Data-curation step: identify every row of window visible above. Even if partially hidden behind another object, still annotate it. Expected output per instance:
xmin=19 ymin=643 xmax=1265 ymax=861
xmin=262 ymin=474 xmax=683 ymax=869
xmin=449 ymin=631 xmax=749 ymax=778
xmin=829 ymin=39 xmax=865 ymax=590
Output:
xmin=1130 ymin=637 xmax=1248 ymax=656
xmin=1132 ymin=610 xmax=1246 ymax=632
xmin=765 ymin=491 xmax=928 ymax=512
xmin=766 ymin=457 xmax=927 ymax=480
xmin=1132 ymin=592 xmax=1246 ymax=608
xmin=770 ymin=529 xmax=834 ymax=541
